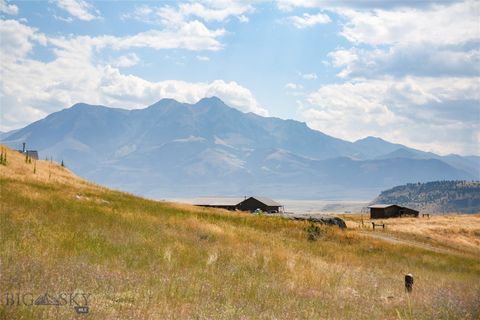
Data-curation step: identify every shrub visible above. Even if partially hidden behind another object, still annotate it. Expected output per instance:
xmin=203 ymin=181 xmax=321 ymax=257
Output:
xmin=306 ymin=222 xmax=321 ymax=241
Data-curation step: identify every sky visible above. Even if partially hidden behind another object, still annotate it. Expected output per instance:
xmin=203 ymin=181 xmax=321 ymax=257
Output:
xmin=0 ymin=0 xmax=479 ymax=156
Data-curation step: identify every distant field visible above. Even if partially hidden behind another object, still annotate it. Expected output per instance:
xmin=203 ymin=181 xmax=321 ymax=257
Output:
xmin=1 ymin=146 xmax=479 ymax=319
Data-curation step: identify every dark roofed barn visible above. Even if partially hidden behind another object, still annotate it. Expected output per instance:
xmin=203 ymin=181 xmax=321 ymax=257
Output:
xmin=237 ymin=197 xmax=282 ymax=213
xmin=368 ymin=204 xmax=419 ymax=219
xmin=195 ymin=196 xmax=283 ymax=213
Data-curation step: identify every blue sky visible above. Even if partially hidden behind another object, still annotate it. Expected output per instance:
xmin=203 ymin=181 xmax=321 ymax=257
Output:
xmin=0 ymin=0 xmax=479 ymax=155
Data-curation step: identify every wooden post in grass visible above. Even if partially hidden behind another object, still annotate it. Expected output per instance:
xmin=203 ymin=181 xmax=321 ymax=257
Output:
xmin=405 ymin=273 xmax=414 ymax=293
xmin=372 ymin=222 xmax=385 ymax=230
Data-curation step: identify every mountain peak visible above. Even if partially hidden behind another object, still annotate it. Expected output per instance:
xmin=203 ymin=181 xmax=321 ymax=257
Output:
xmin=195 ymin=96 xmax=227 ymax=106
xmin=147 ymin=98 xmax=181 ymax=109
xmin=70 ymin=102 xmax=92 ymax=109
xmin=354 ymin=136 xmax=387 ymax=143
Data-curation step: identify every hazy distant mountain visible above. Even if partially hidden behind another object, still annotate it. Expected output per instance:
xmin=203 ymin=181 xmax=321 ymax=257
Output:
xmin=373 ymin=181 xmax=480 ymax=213
xmin=2 ymin=97 xmax=478 ymax=199
xmin=353 ymin=136 xmax=406 ymax=158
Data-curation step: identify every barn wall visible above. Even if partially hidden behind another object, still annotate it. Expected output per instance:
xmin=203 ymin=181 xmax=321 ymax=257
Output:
xmin=237 ymin=198 xmax=267 ymax=212
xmin=403 ymin=208 xmax=419 ymax=217
xmin=370 ymin=206 xmax=419 ymax=219
xmin=370 ymin=208 xmax=385 ymax=219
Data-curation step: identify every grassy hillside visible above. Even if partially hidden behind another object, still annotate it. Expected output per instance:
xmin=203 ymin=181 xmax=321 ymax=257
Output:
xmin=373 ymin=181 xmax=480 ymax=213
xmin=1 ymin=146 xmax=479 ymax=319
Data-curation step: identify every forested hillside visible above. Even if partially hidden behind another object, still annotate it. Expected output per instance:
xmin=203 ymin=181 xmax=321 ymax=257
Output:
xmin=373 ymin=181 xmax=480 ymax=213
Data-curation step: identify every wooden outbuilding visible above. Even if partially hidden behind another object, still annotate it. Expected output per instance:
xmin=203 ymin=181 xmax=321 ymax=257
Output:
xmin=195 ymin=196 xmax=283 ymax=213
xmin=237 ymin=197 xmax=282 ymax=213
xmin=368 ymin=204 xmax=419 ymax=219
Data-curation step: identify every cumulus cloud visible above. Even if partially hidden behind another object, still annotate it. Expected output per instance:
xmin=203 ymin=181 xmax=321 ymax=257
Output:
xmin=0 ymin=19 xmax=46 ymax=58
xmin=287 ymin=12 xmax=331 ymax=28
xmin=196 ymin=55 xmax=210 ymax=61
xmin=99 ymin=67 xmax=267 ymax=115
xmin=328 ymin=1 xmax=480 ymax=79
xmin=301 ymin=77 xmax=480 ymax=155
xmin=288 ymin=0 xmax=480 ymax=155
xmin=0 ymin=20 xmax=265 ymax=130
xmin=338 ymin=2 xmax=479 ymax=46
xmin=0 ymin=0 xmax=18 ymax=15
xmin=54 ymin=0 xmax=100 ymax=21
xmin=112 ymin=53 xmax=140 ymax=68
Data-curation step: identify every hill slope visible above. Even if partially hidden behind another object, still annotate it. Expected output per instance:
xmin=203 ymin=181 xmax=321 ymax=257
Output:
xmin=1 ymin=146 xmax=479 ymax=319
xmin=373 ymin=181 xmax=480 ymax=213
xmin=2 ymin=98 xmax=477 ymax=199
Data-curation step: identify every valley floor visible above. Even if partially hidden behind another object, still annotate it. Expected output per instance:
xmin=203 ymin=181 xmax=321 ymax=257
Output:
xmin=1 ymin=146 xmax=479 ymax=319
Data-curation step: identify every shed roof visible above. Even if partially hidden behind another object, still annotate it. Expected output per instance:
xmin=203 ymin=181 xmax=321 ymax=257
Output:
xmin=194 ymin=197 xmax=245 ymax=206
xmin=248 ymin=196 xmax=281 ymax=207
xmin=368 ymin=204 xmax=397 ymax=209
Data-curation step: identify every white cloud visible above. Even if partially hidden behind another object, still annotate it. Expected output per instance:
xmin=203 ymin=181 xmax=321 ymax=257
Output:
xmin=112 ymin=53 xmax=140 ymax=68
xmin=277 ymin=0 xmax=459 ymax=11
xmin=196 ymin=55 xmax=210 ymax=61
xmin=0 ymin=20 xmax=266 ymax=130
xmin=329 ymin=46 xmax=480 ymax=78
xmin=338 ymin=1 xmax=479 ymax=46
xmin=285 ymin=83 xmax=303 ymax=90
xmin=54 ymin=0 xmax=100 ymax=21
xmin=205 ymin=80 xmax=268 ymax=116
xmin=301 ymin=72 xmax=317 ymax=80
xmin=108 ymin=21 xmax=225 ymax=51
xmin=179 ymin=2 xmax=254 ymax=22
xmin=0 ymin=0 xmax=18 ymax=15
xmin=0 ymin=20 xmax=46 ymax=59
xmin=288 ymin=13 xmax=331 ymax=28
xmin=45 ymin=20 xmax=225 ymax=52
xmin=325 ymin=1 xmax=480 ymax=80
xmin=123 ymin=1 xmax=253 ymax=25
xmin=329 ymin=49 xmax=357 ymax=68
xmin=285 ymin=83 xmax=305 ymax=97
xmin=301 ymin=77 xmax=480 ymax=155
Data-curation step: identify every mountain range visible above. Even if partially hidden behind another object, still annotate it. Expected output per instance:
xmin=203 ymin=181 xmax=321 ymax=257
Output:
xmin=2 ymin=97 xmax=479 ymax=199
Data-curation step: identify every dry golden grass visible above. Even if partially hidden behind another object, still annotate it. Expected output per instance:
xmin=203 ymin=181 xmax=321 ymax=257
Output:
xmin=0 ymin=145 xmax=92 ymax=188
xmin=341 ymin=213 xmax=480 ymax=256
xmin=1 ymin=145 xmax=479 ymax=319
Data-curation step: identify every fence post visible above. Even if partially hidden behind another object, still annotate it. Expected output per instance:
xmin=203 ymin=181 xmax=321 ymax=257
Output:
xmin=405 ymin=273 xmax=414 ymax=293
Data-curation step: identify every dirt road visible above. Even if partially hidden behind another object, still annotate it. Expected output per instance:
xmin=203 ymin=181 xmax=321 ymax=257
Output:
xmin=359 ymin=231 xmax=469 ymax=257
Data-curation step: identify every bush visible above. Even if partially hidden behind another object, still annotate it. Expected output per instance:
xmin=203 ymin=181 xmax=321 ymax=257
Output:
xmin=306 ymin=222 xmax=321 ymax=241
